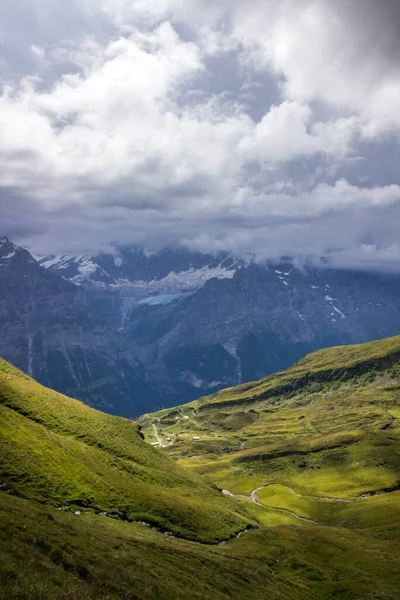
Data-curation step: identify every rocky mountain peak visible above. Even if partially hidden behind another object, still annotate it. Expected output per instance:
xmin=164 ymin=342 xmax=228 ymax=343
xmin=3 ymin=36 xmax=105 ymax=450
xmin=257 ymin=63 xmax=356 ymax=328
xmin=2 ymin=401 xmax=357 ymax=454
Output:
xmin=2 ymin=237 xmax=400 ymax=417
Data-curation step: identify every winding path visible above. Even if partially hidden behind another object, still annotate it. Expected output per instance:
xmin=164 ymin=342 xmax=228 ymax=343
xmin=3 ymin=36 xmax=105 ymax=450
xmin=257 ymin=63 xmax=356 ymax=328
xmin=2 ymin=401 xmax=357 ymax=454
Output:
xmin=152 ymin=423 xmax=163 ymax=446
xmin=258 ymin=483 xmax=367 ymax=504
xmin=223 ymin=483 xmax=373 ymax=525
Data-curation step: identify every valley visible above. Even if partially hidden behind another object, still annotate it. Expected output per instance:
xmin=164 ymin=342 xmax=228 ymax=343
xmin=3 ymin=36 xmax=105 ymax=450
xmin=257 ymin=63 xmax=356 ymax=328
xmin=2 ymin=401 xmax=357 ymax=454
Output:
xmin=2 ymin=336 xmax=400 ymax=598
xmin=140 ymin=335 xmax=400 ymax=539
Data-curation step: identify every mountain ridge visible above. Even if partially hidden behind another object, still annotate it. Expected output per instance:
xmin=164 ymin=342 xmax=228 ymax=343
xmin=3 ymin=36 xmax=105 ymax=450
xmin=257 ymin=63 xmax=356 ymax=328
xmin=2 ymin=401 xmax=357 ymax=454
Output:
xmin=2 ymin=235 xmax=400 ymax=416
xmin=0 ymin=236 xmax=162 ymax=416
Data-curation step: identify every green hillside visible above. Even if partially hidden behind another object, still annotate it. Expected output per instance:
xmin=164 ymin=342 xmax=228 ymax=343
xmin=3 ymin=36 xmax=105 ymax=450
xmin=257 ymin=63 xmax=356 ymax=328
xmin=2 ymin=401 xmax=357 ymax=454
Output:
xmin=140 ymin=335 xmax=400 ymax=531
xmin=0 ymin=357 xmax=252 ymax=544
xmin=2 ymin=338 xmax=400 ymax=599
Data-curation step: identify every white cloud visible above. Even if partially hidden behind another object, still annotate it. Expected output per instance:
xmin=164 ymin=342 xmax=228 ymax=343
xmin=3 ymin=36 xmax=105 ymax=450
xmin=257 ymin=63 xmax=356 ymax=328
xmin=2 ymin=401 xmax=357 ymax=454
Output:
xmin=1 ymin=0 xmax=400 ymax=270
xmin=102 ymin=0 xmax=400 ymax=135
xmin=0 ymin=20 xmax=353 ymax=205
xmin=238 ymin=102 xmax=358 ymax=164
xmin=30 ymin=45 xmax=46 ymax=60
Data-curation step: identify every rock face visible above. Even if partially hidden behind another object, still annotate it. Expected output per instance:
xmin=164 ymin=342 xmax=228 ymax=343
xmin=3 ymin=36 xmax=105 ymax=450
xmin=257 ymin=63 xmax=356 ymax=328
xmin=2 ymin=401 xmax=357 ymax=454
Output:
xmin=123 ymin=261 xmax=400 ymax=399
xmin=0 ymin=237 xmax=158 ymax=417
xmin=3 ymin=236 xmax=400 ymax=416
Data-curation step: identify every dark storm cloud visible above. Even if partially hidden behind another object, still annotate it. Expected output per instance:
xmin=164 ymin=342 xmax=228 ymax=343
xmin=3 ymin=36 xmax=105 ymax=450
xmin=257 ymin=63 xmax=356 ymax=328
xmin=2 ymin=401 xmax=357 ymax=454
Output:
xmin=334 ymin=0 xmax=400 ymax=60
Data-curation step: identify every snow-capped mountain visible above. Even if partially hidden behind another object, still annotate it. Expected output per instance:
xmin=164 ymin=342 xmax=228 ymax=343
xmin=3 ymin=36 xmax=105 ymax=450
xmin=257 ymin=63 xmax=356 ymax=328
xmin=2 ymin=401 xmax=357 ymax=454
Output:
xmin=40 ymin=243 xmax=400 ymax=405
xmin=38 ymin=247 xmax=240 ymax=289
xmin=121 ymin=261 xmax=400 ymax=398
xmin=0 ymin=237 xmax=161 ymax=416
xmin=38 ymin=246 xmax=241 ymax=327
xmin=0 ymin=236 xmax=36 ymax=269
xmin=3 ymin=236 xmax=400 ymax=416
xmin=37 ymin=254 xmax=116 ymax=285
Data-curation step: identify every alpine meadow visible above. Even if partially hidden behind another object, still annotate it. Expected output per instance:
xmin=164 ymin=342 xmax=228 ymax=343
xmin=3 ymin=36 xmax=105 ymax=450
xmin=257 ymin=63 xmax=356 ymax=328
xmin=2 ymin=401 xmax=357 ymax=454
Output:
xmin=2 ymin=336 xmax=400 ymax=598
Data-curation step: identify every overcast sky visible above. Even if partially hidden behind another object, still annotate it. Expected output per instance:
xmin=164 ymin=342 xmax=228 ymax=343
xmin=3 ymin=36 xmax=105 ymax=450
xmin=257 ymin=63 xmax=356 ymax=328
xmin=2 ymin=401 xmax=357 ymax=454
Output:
xmin=1 ymin=0 xmax=400 ymax=270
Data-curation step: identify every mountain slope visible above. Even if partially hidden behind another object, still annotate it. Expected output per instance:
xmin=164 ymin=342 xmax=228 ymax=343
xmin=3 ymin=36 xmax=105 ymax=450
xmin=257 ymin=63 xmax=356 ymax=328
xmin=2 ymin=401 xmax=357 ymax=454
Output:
xmin=126 ymin=263 xmax=400 ymax=400
xmin=7 ymin=235 xmax=400 ymax=416
xmin=2 ymin=349 xmax=400 ymax=599
xmin=0 ymin=357 xmax=252 ymax=543
xmin=42 ymin=242 xmax=400 ymax=408
xmin=0 ymin=237 xmax=161 ymax=416
xmin=140 ymin=335 xmax=400 ymax=531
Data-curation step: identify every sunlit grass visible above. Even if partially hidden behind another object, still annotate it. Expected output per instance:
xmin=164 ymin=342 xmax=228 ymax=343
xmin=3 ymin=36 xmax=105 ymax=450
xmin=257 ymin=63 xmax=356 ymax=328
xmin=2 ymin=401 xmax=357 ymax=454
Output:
xmin=0 ymin=358 xmax=253 ymax=544
xmin=3 ymin=335 xmax=400 ymax=599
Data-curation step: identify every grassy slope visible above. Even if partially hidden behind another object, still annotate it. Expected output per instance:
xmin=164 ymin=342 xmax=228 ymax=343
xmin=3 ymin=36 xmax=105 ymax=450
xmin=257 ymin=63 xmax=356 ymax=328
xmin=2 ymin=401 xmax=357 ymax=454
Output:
xmin=0 ymin=358 xmax=252 ymax=544
xmin=2 ymin=491 xmax=400 ymax=600
xmin=2 ymin=338 xmax=400 ymax=599
xmin=140 ymin=335 xmax=400 ymax=532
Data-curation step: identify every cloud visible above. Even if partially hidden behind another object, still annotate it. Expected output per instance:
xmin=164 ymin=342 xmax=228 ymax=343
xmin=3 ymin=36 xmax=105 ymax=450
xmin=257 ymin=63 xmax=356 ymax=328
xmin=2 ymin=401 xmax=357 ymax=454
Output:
xmin=0 ymin=0 xmax=400 ymax=270
xmin=103 ymin=0 xmax=400 ymax=134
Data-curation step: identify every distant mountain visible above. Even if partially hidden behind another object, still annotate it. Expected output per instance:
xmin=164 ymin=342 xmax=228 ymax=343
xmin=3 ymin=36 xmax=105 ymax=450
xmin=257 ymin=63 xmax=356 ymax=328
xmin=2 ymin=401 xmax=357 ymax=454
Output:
xmin=123 ymin=260 xmax=400 ymax=399
xmin=0 ymin=237 xmax=159 ymax=416
xmin=38 ymin=246 xmax=239 ymax=287
xmin=4 ymin=236 xmax=400 ymax=415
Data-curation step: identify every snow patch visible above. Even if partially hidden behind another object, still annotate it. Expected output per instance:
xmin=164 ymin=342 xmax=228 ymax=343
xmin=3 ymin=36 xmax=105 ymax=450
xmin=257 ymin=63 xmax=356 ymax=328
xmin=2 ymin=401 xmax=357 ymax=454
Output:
xmin=159 ymin=265 xmax=236 ymax=288
xmin=278 ymin=275 xmax=289 ymax=286
xmin=77 ymin=259 xmax=98 ymax=277
xmin=332 ymin=305 xmax=346 ymax=319
xmin=115 ymin=264 xmax=237 ymax=322
xmin=114 ymin=264 xmax=235 ymax=293
xmin=40 ymin=254 xmax=108 ymax=284
xmin=136 ymin=292 xmax=193 ymax=307
xmin=40 ymin=255 xmax=69 ymax=269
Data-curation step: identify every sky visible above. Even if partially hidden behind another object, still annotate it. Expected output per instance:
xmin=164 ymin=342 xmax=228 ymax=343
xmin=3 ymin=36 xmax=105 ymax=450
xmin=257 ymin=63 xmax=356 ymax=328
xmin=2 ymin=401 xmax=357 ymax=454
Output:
xmin=1 ymin=0 xmax=400 ymax=270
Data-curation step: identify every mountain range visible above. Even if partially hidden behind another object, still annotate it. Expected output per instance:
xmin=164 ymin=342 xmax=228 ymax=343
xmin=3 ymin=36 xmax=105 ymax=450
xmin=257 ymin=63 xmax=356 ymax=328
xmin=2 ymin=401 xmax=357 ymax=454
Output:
xmin=1 ymin=235 xmax=400 ymax=416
